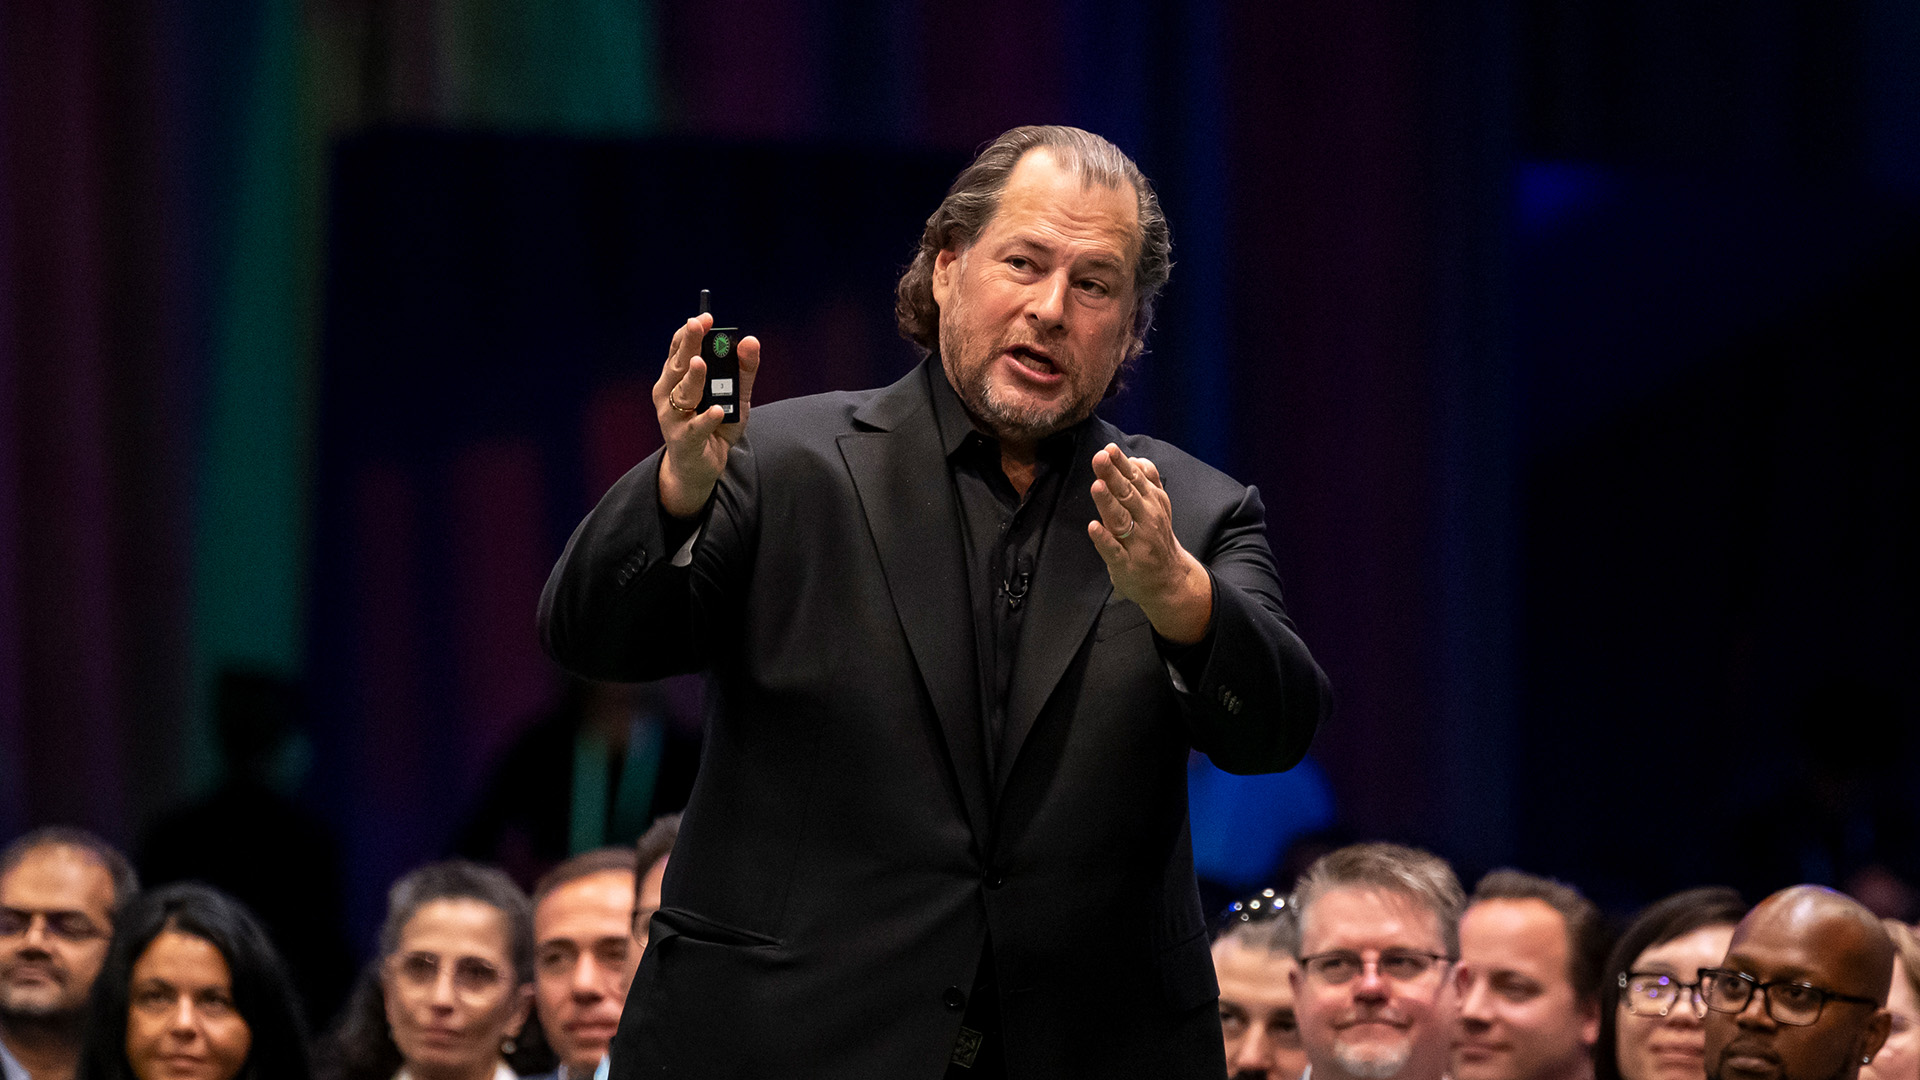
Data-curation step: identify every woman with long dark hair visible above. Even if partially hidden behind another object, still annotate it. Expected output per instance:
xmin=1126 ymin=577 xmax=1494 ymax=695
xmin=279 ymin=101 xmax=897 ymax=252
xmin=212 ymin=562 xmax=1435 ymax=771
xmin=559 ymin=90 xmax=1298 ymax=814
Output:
xmin=1595 ymin=887 xmax=1748 ymax=1080
xmin=317 ymin=860 xmax=537 ymax=1080
xmin=78 ymin=882 xmax=309 ymax=1080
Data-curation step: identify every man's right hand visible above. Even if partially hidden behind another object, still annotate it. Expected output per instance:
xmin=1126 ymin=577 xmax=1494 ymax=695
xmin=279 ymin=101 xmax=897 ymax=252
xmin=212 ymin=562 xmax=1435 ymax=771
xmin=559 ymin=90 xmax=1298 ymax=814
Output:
xmin=654 ymin=312 xmax=762 ymax=519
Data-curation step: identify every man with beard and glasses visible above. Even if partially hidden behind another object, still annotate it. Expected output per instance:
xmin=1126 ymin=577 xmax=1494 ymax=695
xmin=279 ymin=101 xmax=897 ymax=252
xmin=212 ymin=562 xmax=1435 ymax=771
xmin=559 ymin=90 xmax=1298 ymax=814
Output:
xmin=0 ymin=828 xmax=139 ymax=1080
xmin=541 ymin=124 xmax=1332 ymax=1077
xmin=1289 ymin=843 xmax=1462 ymax=1080
xmin=1702 ymin=886 xmax=1894 ymax=1080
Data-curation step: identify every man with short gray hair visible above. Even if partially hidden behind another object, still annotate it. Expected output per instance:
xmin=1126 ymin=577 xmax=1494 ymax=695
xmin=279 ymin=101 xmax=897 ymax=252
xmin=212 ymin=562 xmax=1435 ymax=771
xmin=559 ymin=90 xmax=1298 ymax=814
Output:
xmin=1289 ymin=843 xmax=1463 ymax=1080
xmin=542 ymin=124 xmax=1332 ymax=1077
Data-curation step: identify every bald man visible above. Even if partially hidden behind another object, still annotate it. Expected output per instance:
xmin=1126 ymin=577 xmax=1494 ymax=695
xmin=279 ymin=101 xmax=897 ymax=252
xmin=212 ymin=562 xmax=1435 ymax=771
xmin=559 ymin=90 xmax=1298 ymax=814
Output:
xmin=1703 ymin=886 xmax=1894 ymax=1080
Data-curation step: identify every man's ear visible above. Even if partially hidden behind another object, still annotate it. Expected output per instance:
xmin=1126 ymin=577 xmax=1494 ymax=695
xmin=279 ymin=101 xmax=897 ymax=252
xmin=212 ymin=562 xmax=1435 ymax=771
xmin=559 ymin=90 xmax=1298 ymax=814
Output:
xmin=931 ymin=248 xmax=960 ymax=310
xmin=1861 ymin=1008 xmax=1893 ymax=1064
xmin=1579 ymin=995 xmax=1602 ymax=1049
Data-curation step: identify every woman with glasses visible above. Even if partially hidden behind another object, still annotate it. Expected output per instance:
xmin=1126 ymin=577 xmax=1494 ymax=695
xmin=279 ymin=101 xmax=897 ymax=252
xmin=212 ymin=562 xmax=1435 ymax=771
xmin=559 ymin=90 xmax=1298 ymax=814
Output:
xmin=77 ymin=883 xmax=310 ymax=1080
xmin=318 ymin=861 xmax=536 ymax=1080
xmin=1862 ymin=921 xmax=1920 ymax=1080
xmin=1595 ymin=888 xmax=1748 ymax=1080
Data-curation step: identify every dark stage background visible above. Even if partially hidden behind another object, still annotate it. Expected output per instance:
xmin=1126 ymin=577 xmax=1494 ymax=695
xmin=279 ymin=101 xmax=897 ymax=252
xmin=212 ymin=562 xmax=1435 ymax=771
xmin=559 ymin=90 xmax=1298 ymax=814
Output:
xmin=4 ymin=0 xmax=1918 ymax=1025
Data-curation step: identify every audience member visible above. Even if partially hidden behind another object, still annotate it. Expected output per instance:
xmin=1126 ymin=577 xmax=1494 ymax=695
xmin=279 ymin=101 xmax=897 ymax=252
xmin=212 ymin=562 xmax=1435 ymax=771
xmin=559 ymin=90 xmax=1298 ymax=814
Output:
xmin=627 ymin=815 xmax=678 ymax=954
xmin=1 ymin=828 xmax=140 ymax=1080
xmin=1701 ymin=886 xmax=1893 ymax=1080
xmin=1597 ymin=888 xmax=1749 ymax=1080
xmin=1453 ymin=871 xmax=1610 ymax=1080
xmin=1861 ymin=922 xmax=1920 ymax=1080
xmin=76 ymin=883 xmax=309 ymax=1080
xmin=1213 ymin=889 xmax=1308 ymax=1080
xmin=529 ymin=851 xmax=639 ymax=1080
xmin=1290 ymin=843 xmax=1463 ymax=1080
xmin=318 ymin=861 xmax=534 ymax=1080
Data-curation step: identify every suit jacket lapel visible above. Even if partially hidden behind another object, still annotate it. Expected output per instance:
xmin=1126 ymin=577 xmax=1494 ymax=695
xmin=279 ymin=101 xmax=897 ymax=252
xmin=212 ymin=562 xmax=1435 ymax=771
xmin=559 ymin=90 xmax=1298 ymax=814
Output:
xmin=996 ymin=419 xmax=1115 ymax=794
xmin=837 ymin=362 xmax=993 ymax=845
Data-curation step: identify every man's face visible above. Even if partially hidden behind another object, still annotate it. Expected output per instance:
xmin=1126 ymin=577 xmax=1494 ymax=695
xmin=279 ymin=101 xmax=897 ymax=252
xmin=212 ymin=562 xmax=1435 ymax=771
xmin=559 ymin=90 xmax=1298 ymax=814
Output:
xmin=534 ymin=870 xmax=639 ymax=1073
xmin=1216 ymin=937 xmax=1308 ymax=1080
xmin=1292 ymin=887 xmax=1457 ymax=1080
xmin=930 ymin=147 xmax=1139 ymax=448
xmin=1452 ymin=899 xmax=1599 ymax=1080
xmin=0 ymin=845 xmax=117 ymax=1022
xmin=1703 ymin=901 xmax=1892 ymax=1080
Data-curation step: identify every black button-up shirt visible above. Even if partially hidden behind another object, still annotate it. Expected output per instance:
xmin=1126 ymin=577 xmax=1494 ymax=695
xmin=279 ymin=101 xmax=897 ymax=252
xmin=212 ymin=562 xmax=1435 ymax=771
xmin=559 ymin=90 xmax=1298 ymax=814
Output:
xmin=927 ymin=362 xmax=1083 ymax=777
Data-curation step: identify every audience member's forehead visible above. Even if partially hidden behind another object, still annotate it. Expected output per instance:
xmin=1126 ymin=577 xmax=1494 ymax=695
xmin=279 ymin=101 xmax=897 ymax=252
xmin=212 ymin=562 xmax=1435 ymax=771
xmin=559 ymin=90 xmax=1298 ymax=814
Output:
xmin=1731 ymin=887 xmax=1894 ymax=992
xmin=0 ymin=843 xmax=116 ymax=899
xmin=537 ymin=868 xmax=637 ymax=919
xmin=1301 ymin=885 xmax=1447 ymax=945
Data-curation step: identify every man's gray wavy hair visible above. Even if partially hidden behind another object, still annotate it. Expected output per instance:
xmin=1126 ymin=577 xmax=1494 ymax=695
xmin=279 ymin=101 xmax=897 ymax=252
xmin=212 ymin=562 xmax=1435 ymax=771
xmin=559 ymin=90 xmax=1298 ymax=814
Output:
xmin=894 ymin=125 xmax=1173 ymax=384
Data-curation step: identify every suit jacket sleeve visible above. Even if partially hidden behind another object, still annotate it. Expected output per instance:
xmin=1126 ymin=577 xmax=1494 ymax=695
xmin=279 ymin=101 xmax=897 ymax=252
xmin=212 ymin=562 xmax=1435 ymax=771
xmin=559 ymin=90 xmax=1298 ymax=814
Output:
xmin=1175 ymin=482 xmax=1331 ymax=775
xmin=538 ymin=443 xmax=758 ymax=682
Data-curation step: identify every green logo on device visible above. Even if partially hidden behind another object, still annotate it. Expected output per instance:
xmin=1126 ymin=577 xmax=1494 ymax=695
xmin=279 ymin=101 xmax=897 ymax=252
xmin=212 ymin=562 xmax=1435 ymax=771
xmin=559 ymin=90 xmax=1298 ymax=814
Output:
xmin=711 ymin=332 xmax=733 ymax=358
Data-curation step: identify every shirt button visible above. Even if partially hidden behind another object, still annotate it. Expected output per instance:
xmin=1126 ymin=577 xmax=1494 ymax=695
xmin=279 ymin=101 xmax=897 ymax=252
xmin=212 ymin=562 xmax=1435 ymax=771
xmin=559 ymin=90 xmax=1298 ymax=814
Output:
xmin=985 ymin=873 xmax=1005 ymax=890
xmin=944 ymin=986 xmax=967 ymax=1011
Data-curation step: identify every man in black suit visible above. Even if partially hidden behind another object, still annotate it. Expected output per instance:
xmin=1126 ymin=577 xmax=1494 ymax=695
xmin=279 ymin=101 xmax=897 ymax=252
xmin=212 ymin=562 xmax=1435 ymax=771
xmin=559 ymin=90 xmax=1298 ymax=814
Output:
xmin=539 ymin=124 xmax=1331 ymax=1078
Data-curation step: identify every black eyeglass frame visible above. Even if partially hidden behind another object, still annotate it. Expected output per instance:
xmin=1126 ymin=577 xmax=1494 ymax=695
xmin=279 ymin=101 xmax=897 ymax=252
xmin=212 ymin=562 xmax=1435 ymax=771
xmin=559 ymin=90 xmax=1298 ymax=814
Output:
xmin=1617 ymin=970 xmax=1709 ymax=1018
xmin=1697 ymin=966 xmax=1882 ymax=1027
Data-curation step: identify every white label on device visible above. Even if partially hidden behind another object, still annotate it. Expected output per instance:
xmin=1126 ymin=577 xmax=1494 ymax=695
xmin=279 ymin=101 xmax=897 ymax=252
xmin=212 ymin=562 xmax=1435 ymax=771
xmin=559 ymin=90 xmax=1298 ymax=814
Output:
xmin=711 ymin=378 xmax=735 ymax=395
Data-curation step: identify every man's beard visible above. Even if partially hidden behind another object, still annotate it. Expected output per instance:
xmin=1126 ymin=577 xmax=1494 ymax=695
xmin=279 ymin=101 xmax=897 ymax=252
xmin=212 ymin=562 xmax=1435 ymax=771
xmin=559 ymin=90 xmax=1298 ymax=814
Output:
xmin=0 ymin=988 xmax=84 ymax=1025
xmin=0 ymin=964 xmax=83 ymax=1024
xmin=937 ymin=319 xmax=1109 ymax=446
xmin=1710 ymin=1039 xmax=1853 ymax=1080
xmin=1333 ymin=1038 xmax=1416 ymax=1080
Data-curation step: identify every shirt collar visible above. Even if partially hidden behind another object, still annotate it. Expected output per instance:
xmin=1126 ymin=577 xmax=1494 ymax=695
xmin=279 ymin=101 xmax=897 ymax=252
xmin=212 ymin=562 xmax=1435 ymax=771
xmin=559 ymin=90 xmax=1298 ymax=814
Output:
xmin=926 ymin=356 xmax=1088 ymax=468
xmin=0 ymin=1038 xmax=29 ymax=1080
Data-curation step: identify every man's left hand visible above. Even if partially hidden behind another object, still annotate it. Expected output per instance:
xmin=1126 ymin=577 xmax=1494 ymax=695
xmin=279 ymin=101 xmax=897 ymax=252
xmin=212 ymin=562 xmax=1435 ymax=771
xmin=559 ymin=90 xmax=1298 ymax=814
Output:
xmin=1087 ymin=444 xmax=1213 ymax=645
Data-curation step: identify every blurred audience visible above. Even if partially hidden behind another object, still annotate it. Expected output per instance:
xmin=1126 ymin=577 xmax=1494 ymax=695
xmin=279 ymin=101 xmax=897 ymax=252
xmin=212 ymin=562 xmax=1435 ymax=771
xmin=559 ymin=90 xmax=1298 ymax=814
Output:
xmin=1290 ymin=842 xmax=1462 ymax=1080
xmin=76 ymin=883 xmax=309 ymax=1080
xmin=1861 ymin=922 xmax=1920 ymax=1080
xmin=1 ymin=828 xmax=140 ymax=1080
xmin=1453 ymin=871 xmax=1609 ymax=1080
xmin=1700 ymin=886 xmax=1893 ymax=1080
xmin=528 ymin=851 xmax=638 ymax=1080
xmin=318 ymin=861 xmax=534 ymax=1080
xmin=458 ymin=681 xmax=699 ymax=891
xmin=138 ymin=670 xmax=355 ymax=1027
xmin=627 ymin=815 xmax=679 ymax=954
xmin=1213 ymin=888 xmax=1308 ymax=1080
xmin=1597 ymin=888 xmax=1749 ymax=1080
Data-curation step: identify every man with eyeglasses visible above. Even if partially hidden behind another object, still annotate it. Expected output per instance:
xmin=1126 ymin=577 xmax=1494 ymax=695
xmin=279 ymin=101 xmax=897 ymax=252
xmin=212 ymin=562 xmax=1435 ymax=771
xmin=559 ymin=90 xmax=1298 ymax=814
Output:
xmin=1452 ymin=871 xmax=1610 ymax=1080
xmin=0 ymin=828 xmax=139 ymax=1080
xmin=1289 ymin=843 xmax=1463 ymax=1080
xmin=1702 ymin=886 xmax=1895 ymax=1080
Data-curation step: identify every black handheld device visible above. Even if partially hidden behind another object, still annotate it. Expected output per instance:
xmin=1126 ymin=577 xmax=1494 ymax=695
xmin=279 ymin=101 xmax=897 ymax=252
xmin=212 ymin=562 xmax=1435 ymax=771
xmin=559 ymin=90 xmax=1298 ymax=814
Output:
xmin=698 ymin=289 xmax=741 ymax=423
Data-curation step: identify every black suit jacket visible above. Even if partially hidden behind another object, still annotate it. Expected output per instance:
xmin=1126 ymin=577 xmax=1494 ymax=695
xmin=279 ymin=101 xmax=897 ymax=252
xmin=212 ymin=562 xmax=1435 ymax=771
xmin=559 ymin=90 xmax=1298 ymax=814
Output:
xmin=539 ymin=358 xmax=1330 ymax=1078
